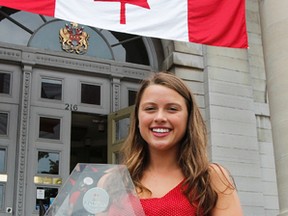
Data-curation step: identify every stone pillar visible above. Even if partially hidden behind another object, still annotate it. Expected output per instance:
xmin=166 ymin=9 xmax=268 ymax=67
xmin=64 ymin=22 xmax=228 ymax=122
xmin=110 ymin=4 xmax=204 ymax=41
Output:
xmin=259 ymin=1 xmax=288 ymax=215
xmin=15 ymin=63 xmax=33 ymax=216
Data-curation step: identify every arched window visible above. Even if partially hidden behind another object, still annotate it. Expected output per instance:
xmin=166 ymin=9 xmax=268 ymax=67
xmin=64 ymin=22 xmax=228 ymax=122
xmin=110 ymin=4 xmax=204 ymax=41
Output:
xmin=0 ymin=8 xmax=163 ymax=69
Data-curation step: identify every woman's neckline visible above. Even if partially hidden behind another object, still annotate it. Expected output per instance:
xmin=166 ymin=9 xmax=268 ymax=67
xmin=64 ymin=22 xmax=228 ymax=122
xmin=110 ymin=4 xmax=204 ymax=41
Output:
xmin=140 ymin=179 xmax=185 ymax=200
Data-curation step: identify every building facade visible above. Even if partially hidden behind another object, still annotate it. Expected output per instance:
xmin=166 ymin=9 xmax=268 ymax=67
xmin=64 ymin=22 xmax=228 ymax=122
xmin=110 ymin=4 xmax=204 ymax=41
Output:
xmin=0 ymin=0 xmax=286 ymax=215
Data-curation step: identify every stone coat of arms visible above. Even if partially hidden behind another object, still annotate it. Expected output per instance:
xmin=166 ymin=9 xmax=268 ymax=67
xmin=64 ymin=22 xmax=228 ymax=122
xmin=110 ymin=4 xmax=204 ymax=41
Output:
xmin=59 ymin=22 xmax=89 ymax=54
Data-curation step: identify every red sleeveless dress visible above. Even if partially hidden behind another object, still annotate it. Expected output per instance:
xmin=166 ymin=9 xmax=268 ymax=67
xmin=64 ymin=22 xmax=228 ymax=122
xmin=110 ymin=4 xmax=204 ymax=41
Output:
xmin=140 ymin=181 xmax=199 ymax=216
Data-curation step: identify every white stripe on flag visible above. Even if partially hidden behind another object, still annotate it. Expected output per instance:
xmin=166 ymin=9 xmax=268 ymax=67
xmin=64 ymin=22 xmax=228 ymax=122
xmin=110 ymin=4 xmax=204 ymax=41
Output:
xmin=55 ymin=0 xmax=189 ymax=41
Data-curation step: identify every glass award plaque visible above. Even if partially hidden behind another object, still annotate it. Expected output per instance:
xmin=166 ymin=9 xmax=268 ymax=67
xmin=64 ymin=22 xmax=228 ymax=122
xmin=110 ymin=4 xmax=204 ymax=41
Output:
xmin=45 ymin=164 xmax=145 ymax=216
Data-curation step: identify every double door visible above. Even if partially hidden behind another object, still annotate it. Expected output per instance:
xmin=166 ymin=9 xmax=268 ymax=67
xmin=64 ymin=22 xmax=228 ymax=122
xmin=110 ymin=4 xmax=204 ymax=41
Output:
xmin=25 ymin=69 xmax=112 ymax=215
xmin=0 ymin=64 xmax=21 ymax=215
xmin=0 ymin=64 xmax=139 ymax=215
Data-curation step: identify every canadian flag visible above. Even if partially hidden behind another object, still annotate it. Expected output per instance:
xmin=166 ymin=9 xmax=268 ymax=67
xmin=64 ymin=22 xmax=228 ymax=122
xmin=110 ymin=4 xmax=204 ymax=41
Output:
xmin=0 ymin=0 xmax=248 ymax=48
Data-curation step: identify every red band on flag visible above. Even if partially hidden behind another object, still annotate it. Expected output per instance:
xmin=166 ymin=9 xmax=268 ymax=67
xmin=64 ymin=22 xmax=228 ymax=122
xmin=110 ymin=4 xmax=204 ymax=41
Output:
xmin=0 ymin=0 xmax=56 ymax=17
xmin=120 ymin=2 xmax=126 ymax=24
xmin=187 ymin=0 xmax=248 ymax=48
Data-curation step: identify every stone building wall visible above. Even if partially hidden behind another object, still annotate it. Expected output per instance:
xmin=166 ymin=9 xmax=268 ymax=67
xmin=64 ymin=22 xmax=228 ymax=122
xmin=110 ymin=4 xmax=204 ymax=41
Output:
xmin=159 ymin=1 xmax=279 ymax=214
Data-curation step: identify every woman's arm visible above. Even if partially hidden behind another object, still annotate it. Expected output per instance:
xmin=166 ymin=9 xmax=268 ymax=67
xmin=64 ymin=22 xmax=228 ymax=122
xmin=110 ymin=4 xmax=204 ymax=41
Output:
xmin=209 ymin=163 xmax=243 ymax=216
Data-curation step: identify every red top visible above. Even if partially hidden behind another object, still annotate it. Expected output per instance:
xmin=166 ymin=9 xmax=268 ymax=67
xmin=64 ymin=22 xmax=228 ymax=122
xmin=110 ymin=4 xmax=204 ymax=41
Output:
xmin=140 ymin=181 xmax=200 ymax=216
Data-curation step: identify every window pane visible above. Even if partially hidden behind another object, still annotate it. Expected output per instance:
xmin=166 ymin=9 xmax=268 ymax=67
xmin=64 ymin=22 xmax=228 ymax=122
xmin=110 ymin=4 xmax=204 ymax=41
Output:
xmin=0 ymin=73 xmax=11 ymax=94
xmin=81 ymin=84 xmax=101 ymax=105
xmin=37 ymin=151 xmax=59 ymax=174
xmin=115 ymin=117 xmax=130 ymax=141
xmin=128 ymin=90 xmax=137 ymax=106
xmin=0 ymin=113 xmax=8 ymax=136
xmin=113 ymin=151 xmax=124 ymax=164
xmin=110 ymin=32 xmax=150 ymax=65
xmin=0 ymin=185 xmax=3 ymax=210
xmin=39 ymin=117 xmax=60 ymax=140
xmin=35 ymin=187 xmax=58 ymax=211
xmin=0 ymin=149 xmax=5 ymax=172
xmin=41 ymin=78 xmax=62 ymax=100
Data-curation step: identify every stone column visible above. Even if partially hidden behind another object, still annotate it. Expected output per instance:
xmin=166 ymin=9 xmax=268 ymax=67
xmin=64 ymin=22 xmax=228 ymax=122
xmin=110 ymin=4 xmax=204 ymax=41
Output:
xmin=259 ymin=1 xmax=288 ymax=215
xmin=15 ymin=64 xmax=33 ymax=216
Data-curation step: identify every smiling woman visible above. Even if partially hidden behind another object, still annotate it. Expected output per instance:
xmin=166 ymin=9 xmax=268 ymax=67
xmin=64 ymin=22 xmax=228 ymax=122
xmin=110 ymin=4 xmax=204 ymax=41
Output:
xmin=121 ymin=72 xmax=243 ymax=216
xmin=138 ymin=84 xmax=188 ymax=152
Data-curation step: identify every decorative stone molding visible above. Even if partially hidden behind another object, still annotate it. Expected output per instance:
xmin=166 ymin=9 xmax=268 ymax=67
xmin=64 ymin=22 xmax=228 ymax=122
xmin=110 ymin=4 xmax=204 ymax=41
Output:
xmin=122 ymin=67 xmax=149 ymax=78
xmin=35 ymin=54 xmax=110 ymax=73
xmin=15 ymin=66 xmax=32 ymax=216
xmin=34 ymin=53 xmax=150 ymax=80
xmin=0 ymin=47 xmax=21 ymax=61
xmin=0 ymin=45 xmax=151 ymax=80
xmin=111 ymin=77 xmax=121 ymax=112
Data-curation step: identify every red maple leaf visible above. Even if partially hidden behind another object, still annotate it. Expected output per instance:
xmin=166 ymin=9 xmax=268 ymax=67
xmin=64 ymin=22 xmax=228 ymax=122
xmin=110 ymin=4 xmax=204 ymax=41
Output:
xmin=94 ymin=0 xmax=150 ymax=24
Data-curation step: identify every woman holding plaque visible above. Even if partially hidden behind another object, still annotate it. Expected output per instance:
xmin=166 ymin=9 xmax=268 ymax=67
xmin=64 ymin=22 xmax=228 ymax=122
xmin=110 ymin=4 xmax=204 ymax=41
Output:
xmin=121 ymin=72 xmax=243 ymax=216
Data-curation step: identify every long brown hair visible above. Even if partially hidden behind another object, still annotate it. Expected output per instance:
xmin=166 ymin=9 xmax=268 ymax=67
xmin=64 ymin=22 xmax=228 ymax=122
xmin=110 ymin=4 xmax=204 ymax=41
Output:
xmin=121 ymin=72 xmax=217 ymax=215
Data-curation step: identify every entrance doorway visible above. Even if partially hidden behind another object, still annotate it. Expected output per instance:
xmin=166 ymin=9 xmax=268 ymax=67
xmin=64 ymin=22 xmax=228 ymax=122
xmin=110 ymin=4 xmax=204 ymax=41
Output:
xmin=70 ymin=112 xmax=107 ymax=172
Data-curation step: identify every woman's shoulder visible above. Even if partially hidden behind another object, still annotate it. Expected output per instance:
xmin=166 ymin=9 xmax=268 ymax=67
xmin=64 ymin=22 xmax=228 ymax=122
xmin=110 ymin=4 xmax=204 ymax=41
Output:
xmin=208 ymin=163 xmax=243 ymax=216
xmin=208 ymin=163 xmax=235 ymax=193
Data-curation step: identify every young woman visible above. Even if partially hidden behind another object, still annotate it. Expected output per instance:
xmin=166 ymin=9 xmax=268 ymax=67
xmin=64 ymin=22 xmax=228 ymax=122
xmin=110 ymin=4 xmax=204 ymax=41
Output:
xmin=121 ymin=72 xmax=243 ymax=216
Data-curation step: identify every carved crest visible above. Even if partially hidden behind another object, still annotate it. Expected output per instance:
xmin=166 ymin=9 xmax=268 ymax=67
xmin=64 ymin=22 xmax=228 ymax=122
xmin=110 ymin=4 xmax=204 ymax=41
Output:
xmin=59 ymin=22 xmax=89 ymax=54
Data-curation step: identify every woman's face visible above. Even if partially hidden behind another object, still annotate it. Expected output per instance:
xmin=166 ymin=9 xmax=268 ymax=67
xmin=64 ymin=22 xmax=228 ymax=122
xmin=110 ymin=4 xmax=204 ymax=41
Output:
xmin=138 ymin=84 xmax=188 ymax=152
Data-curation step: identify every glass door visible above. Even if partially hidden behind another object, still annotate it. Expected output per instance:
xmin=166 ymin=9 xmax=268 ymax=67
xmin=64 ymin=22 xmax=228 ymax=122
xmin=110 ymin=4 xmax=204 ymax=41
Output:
xmin=0 ymin=64 xmax=21 ymax=215
xmin=0 ymin=104 xmax=18 ymax=215
xmin=70 ymin=112 xmax=108 ymax=172
xmin=107 ymin=106 xmax=134 ymax=164
xmin=25 ymin=70 xmax=71 ymax=215
xmin=25 ymin=68 xmax=112 ymax=215
xmin=25 ymin=106 xmax=71 ymax=216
